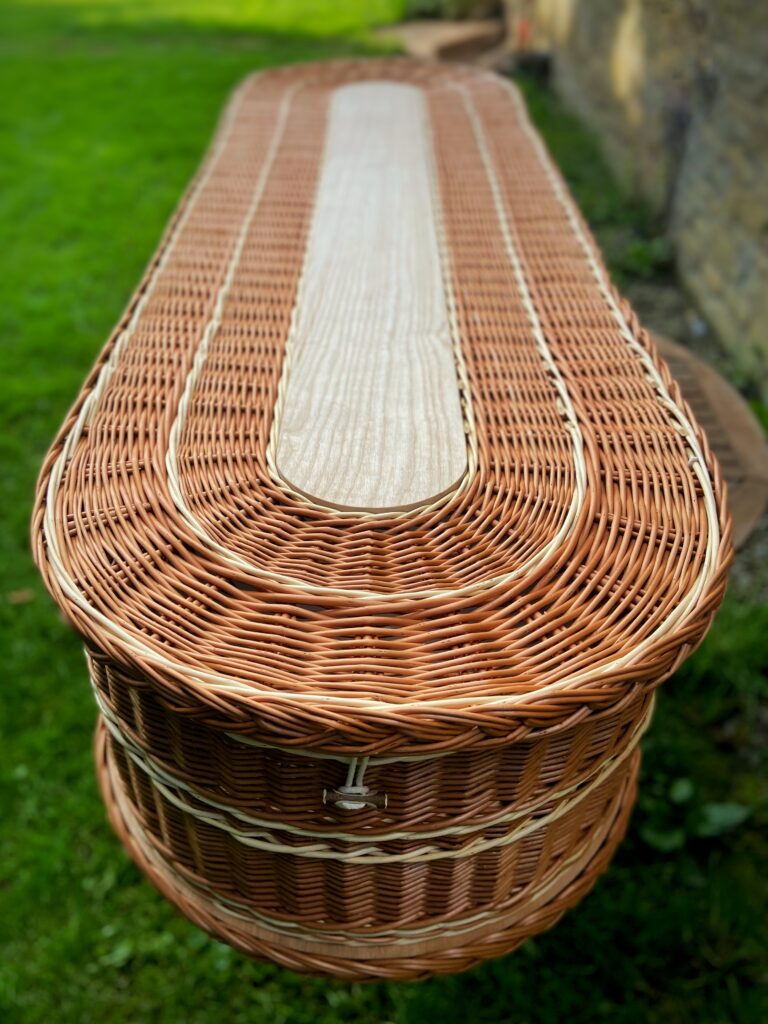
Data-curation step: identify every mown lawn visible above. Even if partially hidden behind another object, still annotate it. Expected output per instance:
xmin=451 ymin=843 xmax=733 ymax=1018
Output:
xmin=1 ymin=2 xmax=766 ymax=1021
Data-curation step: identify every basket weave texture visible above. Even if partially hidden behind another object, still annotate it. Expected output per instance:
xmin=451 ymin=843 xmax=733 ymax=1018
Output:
xmin=32 ymin=58 xmax=731 ymax=981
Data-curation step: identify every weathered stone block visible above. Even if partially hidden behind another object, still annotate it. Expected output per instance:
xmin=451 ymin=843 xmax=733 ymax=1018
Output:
xmin=504 ymin=0 xmax=768 ymax=396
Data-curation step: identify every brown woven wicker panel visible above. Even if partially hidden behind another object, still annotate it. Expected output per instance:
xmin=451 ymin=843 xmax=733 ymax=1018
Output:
xmin=33 ymin=58 xmax=731 ymax=978
xmin=105 ymin=727 xmax=634 ymax=912
xmin=97 ymin=722 xmax=638 ymax=980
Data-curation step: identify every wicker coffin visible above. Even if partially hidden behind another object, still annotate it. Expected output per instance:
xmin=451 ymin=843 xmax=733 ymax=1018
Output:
xmin=33 ymin=59 xmax=731 ymax=981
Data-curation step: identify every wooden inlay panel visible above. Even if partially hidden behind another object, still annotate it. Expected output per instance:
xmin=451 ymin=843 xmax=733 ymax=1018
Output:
xmin=272 ymin=81 xmax=467 ymax=512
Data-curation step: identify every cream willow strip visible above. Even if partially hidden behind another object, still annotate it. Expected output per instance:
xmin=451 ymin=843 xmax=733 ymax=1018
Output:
xmin=165 ymin=83 xmax=301 ymax=523
xmin=162 ymin=79 xmax=580 ymax=599
xmin=454 ymin=80 xmax=587 ymax=571
xmin=222 ymin=728 xmax=457 ymax=765
xmin=109 ymin=749 xmax=624 ymax=946
xmin=98 ymin=700 xmax=649 ymax=863
xmin=95 ymin=682 xmax=652 ymax=845
xmin=160 ymin=834 xmax=599 ymax=944
xmin=43 ymin=73 xmax=720 ymax=712
xmin=496 ymin=79 xmax=721 ymax=672
xmin=40 ymin=74 xmax=259 ymax=662
xmin=196 ymin=832 xmax=604 ymax=946
xmin=87 ymin=657 xmax=449 ymax=766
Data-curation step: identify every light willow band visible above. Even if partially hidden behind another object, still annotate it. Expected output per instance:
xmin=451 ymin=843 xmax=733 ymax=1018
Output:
xmin=98 ymin=720 xmax=638 ymax=959
xmin=96 ymin=682 xmax=653 ymax=860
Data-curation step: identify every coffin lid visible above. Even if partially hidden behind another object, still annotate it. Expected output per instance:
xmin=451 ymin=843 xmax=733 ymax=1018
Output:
xmin=34 ymin=59 xmax=731 ymax=754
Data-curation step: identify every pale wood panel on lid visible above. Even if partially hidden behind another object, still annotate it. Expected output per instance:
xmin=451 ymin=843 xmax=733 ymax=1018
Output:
xmin=271 ymin=81 xmax=467 ymax=513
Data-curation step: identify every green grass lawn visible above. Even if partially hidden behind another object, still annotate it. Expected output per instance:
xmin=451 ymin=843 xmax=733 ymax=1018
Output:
xmin=1 ymin=2 xmax=766 ymax=1021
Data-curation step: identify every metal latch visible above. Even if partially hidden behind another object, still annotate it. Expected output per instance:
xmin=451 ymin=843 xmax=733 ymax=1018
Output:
xmin=322 ymin=756 xmax=387 ymax=811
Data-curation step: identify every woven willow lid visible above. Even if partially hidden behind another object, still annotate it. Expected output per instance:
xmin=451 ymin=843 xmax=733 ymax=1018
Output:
xmin=34 ymin=59 xmax=731 ymax=753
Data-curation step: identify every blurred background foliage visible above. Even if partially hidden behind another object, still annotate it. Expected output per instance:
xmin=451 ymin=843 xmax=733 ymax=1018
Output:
xmin=0 ymin=2 xmax=765 ymax=1022
xmin=404 ymin=1 xmax=501 ymax=20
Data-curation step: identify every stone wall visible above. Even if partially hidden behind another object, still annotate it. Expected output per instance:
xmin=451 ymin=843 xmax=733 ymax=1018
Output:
xmin=505 ymin=0 xmax=768 ymax=395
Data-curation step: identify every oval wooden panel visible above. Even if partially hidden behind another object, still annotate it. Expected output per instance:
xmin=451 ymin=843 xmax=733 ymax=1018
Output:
xmin=271 ymin=81 xmax=468 ymax=513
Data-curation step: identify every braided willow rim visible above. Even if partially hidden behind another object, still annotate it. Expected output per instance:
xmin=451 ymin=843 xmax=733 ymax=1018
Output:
xmin=32 ymin=58 xmax=731 ymax=977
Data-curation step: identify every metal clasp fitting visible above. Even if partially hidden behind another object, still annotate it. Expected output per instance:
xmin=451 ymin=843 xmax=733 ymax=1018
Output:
xmin=323 ymin=785 xmax=387 ymax=811
xmin=322 ymin=756 xmax=387 ymax=811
